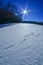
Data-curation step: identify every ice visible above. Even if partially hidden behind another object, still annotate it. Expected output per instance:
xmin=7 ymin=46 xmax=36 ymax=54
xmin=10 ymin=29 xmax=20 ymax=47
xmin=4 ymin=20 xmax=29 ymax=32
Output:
xmin=0 ymin=23 xmax=43 ymax=65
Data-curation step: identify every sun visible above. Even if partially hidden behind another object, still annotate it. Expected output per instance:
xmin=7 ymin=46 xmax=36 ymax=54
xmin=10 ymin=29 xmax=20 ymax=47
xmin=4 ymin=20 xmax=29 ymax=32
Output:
xmin=21 ymin=8 xmax=29 ymax=16
xmin=20 ymin=6 xmax=31 ymax=16
xmin=22 ymin=9 xmax=29 ymax=15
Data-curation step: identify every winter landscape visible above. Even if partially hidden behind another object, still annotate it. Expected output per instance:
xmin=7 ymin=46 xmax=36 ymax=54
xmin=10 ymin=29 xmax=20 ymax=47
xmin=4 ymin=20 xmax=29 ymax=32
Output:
xmin=0 ymin=23 xmax=43 ymax=65
xmin=0 ymin=0 xmax=43 ymax=65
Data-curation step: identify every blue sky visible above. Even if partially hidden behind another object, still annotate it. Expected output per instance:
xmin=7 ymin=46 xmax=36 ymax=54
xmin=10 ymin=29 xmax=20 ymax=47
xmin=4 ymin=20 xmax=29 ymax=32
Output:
xmin=1 ymin=0 xmax=43 ymax=22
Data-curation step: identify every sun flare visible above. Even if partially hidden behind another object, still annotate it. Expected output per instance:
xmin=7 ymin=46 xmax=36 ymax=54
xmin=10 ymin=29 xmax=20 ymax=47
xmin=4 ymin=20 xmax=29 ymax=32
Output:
xmin=20 ymin=6 xmax=31 ymax=17
xmin=22 ymin=9 xmax=29 ymax=15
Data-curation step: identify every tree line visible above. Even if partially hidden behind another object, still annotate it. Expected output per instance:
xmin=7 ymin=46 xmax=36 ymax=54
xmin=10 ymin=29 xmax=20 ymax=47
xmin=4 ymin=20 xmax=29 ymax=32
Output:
xmin=0 ymin=1 xmax=22 ymax=24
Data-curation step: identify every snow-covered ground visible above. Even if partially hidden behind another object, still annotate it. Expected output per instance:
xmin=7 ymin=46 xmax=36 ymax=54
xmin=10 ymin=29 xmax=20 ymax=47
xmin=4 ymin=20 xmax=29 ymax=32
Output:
xmin=0 ymin=23 xmax=43 ymax=65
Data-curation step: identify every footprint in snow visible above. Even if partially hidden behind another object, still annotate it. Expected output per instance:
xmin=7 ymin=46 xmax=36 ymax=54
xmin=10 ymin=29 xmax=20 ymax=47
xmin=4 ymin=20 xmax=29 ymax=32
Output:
xmin=20 ymin=39 xmax=27 ymax=44
xmin=0 ymin=56 xmax=3 ymax=58
xmin=4 ymin=45 xmax=14 ymax=50
xmin=24 ymin=32 xmax=35 ymax=38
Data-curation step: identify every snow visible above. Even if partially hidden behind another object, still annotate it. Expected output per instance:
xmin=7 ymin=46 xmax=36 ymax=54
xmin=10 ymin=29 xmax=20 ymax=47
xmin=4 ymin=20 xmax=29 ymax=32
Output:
xmin=0 ymin=23 xmax=43 ymax=65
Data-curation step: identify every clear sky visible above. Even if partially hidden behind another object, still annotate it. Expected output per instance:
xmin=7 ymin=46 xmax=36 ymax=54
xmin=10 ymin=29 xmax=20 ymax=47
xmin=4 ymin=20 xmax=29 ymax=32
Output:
xmin=2 ymin=0 xmax=43 ymax=22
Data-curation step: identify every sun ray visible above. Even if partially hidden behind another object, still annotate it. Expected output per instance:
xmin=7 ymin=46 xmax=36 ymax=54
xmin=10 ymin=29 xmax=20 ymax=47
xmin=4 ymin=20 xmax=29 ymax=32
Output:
xmin=20 ymin=6 xmax=32 ymax=17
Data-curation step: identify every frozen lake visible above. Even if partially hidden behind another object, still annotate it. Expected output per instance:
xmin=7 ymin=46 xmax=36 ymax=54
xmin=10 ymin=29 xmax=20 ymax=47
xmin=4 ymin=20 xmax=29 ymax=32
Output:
xmin=0 ymin=23 xmax=43 ymax=65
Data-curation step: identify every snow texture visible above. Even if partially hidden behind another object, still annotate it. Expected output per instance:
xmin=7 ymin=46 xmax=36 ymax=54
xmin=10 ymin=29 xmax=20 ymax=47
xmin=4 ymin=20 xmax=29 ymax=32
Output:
xmin=0 ymin=23 xmax=43 ymax=65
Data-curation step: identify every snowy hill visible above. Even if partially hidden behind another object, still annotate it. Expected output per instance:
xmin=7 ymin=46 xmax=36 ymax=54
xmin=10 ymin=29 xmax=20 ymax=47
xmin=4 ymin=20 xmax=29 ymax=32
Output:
xmin=0 ymin=23 xmax=43 ymax=65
